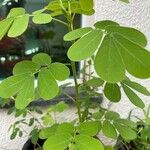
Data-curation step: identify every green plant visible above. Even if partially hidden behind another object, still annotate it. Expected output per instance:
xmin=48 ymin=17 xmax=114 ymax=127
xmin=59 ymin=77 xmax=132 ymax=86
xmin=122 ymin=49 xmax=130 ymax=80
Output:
xmin=8 ymin=101 xmax=69 ymax=146
xmin=0 ymin=0 xmax=150 ymax=149
xmin=115 ymin=106 xmax=150 ymax=150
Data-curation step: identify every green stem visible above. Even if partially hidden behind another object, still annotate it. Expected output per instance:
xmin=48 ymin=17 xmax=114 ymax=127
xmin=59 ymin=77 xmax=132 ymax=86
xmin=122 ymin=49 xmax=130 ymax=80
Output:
xmin=70 ymin=61 xmax=82 ymax=123
xmin=52 ymin=18 xmax=68 ymax=27
xmin=63 ymin=91 xmax=76 ymax=102
xmin=56 ymin=0 xmax=82 ymax=123
xmin=68 ymin=13 xmax=82 ymax=123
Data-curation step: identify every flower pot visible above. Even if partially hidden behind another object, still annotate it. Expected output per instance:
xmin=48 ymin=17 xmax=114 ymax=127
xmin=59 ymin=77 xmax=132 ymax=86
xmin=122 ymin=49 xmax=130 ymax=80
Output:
xmin=115 ymin=141 xmax=136 ymax=150
xmin=22 ymin=139 xmax=45 ymax=150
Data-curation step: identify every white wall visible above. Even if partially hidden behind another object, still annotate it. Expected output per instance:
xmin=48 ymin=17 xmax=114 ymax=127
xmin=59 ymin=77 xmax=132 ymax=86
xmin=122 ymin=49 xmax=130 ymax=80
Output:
xmin=83 ymin=0 xmax=150 ymax=118
xmin=93 ymin=0 xmax=150 ymax=118
xmin=1 ymin=0 xmax=150 ymax=149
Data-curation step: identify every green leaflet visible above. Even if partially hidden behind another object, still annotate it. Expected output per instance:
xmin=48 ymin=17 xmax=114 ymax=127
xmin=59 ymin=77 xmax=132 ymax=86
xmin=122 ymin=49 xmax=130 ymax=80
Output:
xmin=42 ymin=113 xmax=54 ymax=126
xmin=32 ymin=8 xmax=46 ymax=15
xmin=106 ymin=26 xmax=147 ymax=47
xmin=46 ymin=0 xmax=94 ymax=16
xmin=39 ymin=124 xmax=59 ymax=139
xmin=50 ymin=10 xmax=63 ymax=17
xmin=104 ymin=146 xmax=113 ymax=150
xmin=32 ymin=53 xmax=52 ymax=66
xmin=104 ymin=83 xmax=121 ymax=102
xmin=78 ymin=121 xmax=101 ymax=136
xmin=49 ymin=63 xmax=70 ymax=81
xmin=56 ymin=123 xmax=74 ymax=135
xmin=74 ymin=135 xmax=104 ymax=150
xmin=72 ymin=8 xmax=95 ymax=16
xmin=8 ymin=14 xmax=29 ymax=37
xmin=70 ymin=144 xmax=78 ymax=150
xmin=113 ymin=33 xmax=150 ymax=78
xmin=43 ymin=133 xmax=72 ymax=150
xmin=86 ymin=77 xmax=104 ymax=87
xmin=119 ymin=0 xmax=129 ymax=3
xmin=122 ymin=79 xmax=150 ymax=96
xmin=116 ymin=119 xmax=136 ymax=128
xmin=40 ymin=123 xmax=74 ymax=140
xmin=114 ymin=122 xmax=137 ymax=140
xmin=0 ymin=17 xmax=14 ymax=40
xmin=105 ymin=111 xmax=120 ymax=120
xmin=94 ymin=20 xmax=119 ymax=29
xmin=64 ymin=27 xmax=93 ymax=41
xmin=122 ymin=83 xmax=145 ymax=108
xmin=13 ymin=60 xmax=39 ymax=75
xmin=94 ymin=35 xmax=125 ymax=83
xmin=46 ymin=0 xmax=70 ymax=11
xmin=79 ymin=0 xmax=94 ymax=11
xmin=30 ymin=128 xmax=39 ymax=145
xmin=0 ymin=73 xmax=30 ymax=98
xmin=67 ymin=29 xmax=103 ymax=61
xmin=51 ymin=101 xmax=69 ymax=112
xmin=15 ymin=75 xmax=34 ymax=109
xmin=38 ymin=68 xmax=59 ymax=100
xmin=7 ymin=7 xmax=25 ymax=18
xmin=32 ymin=13 xmax=52 ymax=24
xmin=102 ymin=120 xmax=117 ymax=139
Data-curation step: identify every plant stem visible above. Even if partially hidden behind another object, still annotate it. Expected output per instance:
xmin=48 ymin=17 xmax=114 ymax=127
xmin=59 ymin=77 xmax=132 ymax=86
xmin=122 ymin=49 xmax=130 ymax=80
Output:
xmin=70 ymin=61 xmax=82 ymax=123
xmin=27 ymin=110 xmax=43 ymax=128
xmin=62 ymin=91 xmax=76 ymax=102
xmin=52 ymin=18 xmax=68 ymax=27
xmin=56 ymin=0 xmax=82 ymax=123
xmin=68 ymin=14 xmax=82 ymax=123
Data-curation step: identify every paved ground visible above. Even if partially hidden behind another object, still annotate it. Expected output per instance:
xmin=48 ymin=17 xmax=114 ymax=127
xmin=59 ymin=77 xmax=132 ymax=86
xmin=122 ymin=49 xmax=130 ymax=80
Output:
xmin=0 ymin=106 xmax=115 ymax=150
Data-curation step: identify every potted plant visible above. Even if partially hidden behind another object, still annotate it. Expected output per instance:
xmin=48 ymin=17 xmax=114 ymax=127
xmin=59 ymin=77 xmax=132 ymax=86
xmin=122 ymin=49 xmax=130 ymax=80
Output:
xmin=0 ymin=0 xmax=150 ymax=149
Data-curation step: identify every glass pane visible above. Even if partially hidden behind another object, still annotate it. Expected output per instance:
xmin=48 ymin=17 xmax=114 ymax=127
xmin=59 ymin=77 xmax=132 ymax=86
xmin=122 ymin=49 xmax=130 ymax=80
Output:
xmin=0 ymin=0 xmax=81 ymax=78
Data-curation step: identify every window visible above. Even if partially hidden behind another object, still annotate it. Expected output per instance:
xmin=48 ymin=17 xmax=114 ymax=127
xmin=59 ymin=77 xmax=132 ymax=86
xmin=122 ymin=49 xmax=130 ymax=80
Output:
xmin=0 ymin=0 xmax=81 ymax=78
